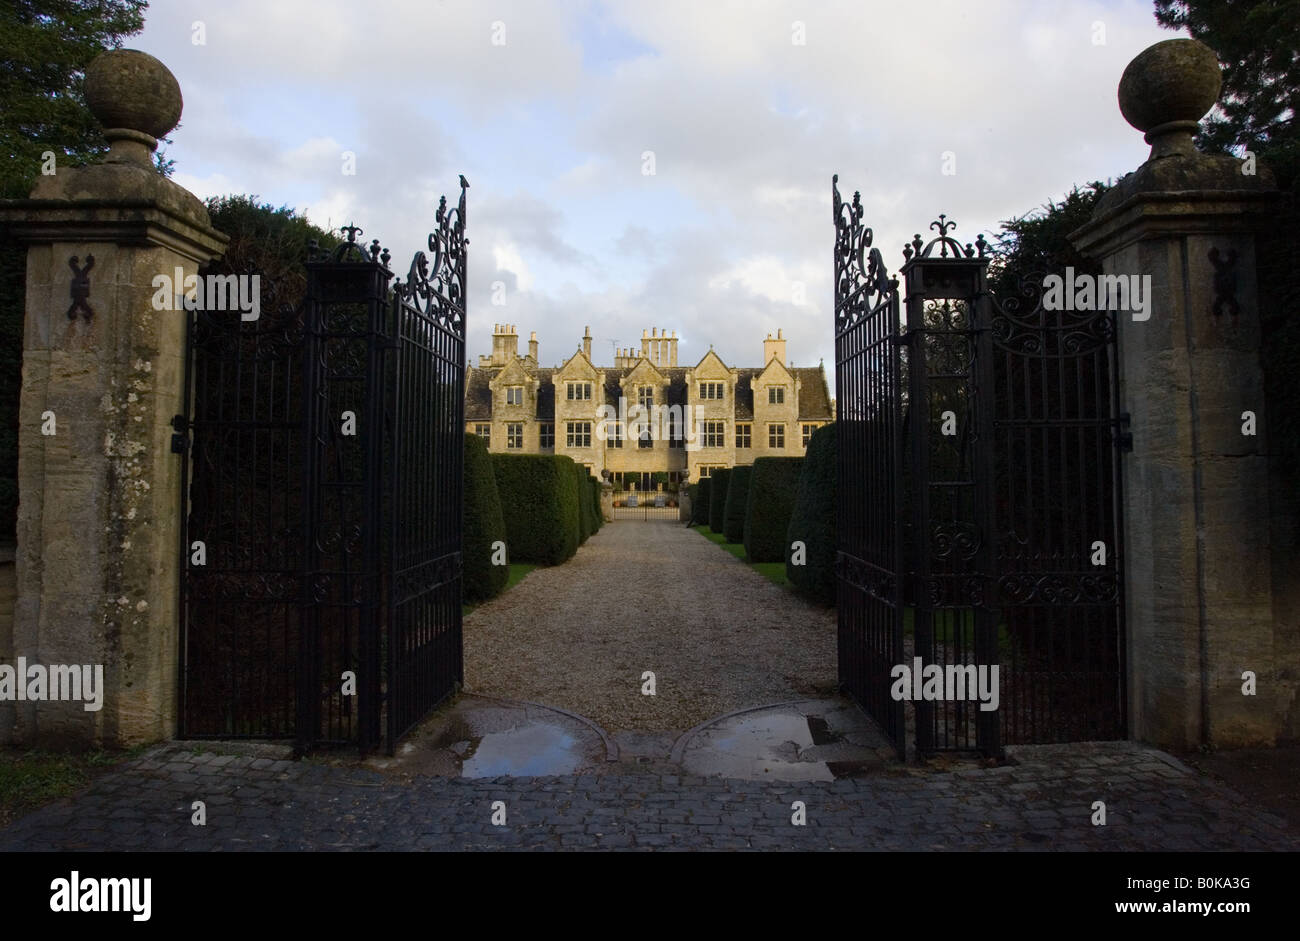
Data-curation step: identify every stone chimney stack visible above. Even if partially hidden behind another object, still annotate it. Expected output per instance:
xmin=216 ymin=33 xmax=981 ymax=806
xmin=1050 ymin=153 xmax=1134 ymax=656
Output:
xmin=491 ymin=323 xmax=518 ymax=366
xmin=528 ymin=330 xmax=538 ymax=361
xmin=582 ymin=325 xmax=592 ymax=360
xmin=636 ymin=328 xmax=679 ymax=366
xmin=764 ymin=328 xmax=786 ymax=365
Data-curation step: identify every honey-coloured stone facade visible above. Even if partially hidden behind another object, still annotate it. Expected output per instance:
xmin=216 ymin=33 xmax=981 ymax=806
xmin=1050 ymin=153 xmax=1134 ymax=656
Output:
xmin=466 ymin=325 xmax=832 ymax=485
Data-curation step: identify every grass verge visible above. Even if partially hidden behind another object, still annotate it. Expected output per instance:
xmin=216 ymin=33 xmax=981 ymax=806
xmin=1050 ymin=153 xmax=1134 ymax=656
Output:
xmin=0 ymin=747 xmax=144 ymax=830
xmin=692 ymin=525 xmax=791 ymax=589
xmin=464 ymin=562 xmax=538 ymax=616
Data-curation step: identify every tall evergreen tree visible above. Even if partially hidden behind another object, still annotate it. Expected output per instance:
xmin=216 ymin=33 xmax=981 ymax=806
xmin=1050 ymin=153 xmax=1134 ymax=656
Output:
xmin=1154 ymin=0 xmax=1299 ymax=174
xmin=0 ymin=0 xmax=151 ymax=199
xmin=987 ymin=182 xmax=1110 ymax=296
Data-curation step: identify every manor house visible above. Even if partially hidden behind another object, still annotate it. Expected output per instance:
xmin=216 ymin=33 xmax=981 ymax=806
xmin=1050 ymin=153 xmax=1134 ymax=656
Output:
xmin=465 ymin=324 xmax=833 ymax=488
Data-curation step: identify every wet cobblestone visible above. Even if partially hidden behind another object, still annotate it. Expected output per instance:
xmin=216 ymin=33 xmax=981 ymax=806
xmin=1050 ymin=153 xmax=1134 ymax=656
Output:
xmin=0 ymin=741 xmax=1293 ymax=851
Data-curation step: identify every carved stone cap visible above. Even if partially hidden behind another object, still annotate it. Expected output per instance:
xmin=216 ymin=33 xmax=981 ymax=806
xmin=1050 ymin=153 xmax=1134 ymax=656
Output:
xmin=83 ymin=49 xmax=183 ymax=165
xmin=1118 ymin=38 xmax=1221 ymax=159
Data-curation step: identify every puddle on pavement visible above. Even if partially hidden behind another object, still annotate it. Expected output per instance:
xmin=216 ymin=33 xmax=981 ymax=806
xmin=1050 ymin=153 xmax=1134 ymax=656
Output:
xmin=683 ymin=713 xmax=835 ymax=782
xmin=807 ymin=715 xmax=842 ymax=746
xmin=460 ymin=723 xmax=585 ymax=778
xmin=681 ymin=704 xmax=890 ymax=781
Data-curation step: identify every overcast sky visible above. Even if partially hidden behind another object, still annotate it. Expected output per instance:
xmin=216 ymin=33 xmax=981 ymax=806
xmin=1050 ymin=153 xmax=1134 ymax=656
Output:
xmin=135 ymin=0 xmax=1178 ymax=384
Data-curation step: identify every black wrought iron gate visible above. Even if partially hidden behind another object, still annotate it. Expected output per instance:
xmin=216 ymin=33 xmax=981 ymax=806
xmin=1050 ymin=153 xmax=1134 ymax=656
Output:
xmin=178 ymin=180 xmax=468 ymax=754
xmin=833 ymin=177 xmax=907 ymax=753
xmin=833 ymin=175 xmax=1126 ymax=759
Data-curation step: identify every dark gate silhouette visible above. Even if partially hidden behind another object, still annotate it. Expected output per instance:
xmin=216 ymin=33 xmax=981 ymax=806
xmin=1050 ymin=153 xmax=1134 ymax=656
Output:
xmin=178 ymin=180 xmax=468 ymax=754
xmin=833 ymin=175 xmax=1126 ymax=759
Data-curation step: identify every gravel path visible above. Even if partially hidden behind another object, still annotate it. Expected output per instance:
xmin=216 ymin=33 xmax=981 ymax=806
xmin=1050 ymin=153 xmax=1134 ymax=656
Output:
xmin=463 ymin=521 xmax=837 ymax=734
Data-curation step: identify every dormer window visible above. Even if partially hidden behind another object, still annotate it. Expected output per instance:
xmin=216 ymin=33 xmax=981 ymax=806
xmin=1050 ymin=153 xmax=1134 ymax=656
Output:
xmin=638 ymin=386 xmax=654 ymax=410
xmin=506 ymin=386 xmax=523 ymax=406
xmin=566 ymin=381 xmax=592 ymax=401
xmin=768 ymin=386 xmax=785 ymax=405
xmin=698 ymin=381 xmax=724 ymax=400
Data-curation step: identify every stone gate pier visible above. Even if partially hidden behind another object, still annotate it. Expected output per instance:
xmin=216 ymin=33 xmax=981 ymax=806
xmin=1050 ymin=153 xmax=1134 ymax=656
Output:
xmin=1072 ymin=39 xmax=1296 ymax=750
xmin=0 ymin=50 xmax=226 ymax=747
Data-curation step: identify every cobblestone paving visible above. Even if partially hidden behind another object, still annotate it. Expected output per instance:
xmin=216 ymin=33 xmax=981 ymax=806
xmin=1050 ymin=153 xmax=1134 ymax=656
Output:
xmin=1 ymin=741 xmax=1294 ymax=851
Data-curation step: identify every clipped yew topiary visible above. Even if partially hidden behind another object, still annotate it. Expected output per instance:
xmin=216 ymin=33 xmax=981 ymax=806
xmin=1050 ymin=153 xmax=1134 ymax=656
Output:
xmin=708 ymin=468 xmax=731 ymax=533
xmin=490 ymin=453 xmax=580 ymax=565
xmin=574 ymin=462 xmax=595 ymax=543
xmin=744 ymin=456 xmax=805 ymax=563
xmin=587 ymin=475 xmax=603 ymax=532
xmin=693 ymin=478 xmax=711 ymax=526
xmin=722 ymin=464 xmax=752 ymax=544
xmin=462 ymin=432 xmax=509 ymax=602
xmin=686 ymin=483 xmax=699 ymax=526
xmin=786 ymin=423 xmax=837 ymax=603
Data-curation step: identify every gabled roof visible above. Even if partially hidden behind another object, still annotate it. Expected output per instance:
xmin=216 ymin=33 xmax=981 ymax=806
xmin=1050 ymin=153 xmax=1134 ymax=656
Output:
xmin=604 ymin=367 xmax=688 ymax=407
xmin=490 ymin=356 xmax=532 ymax=386
xmin=557 ymin=348 xmax=599 ymax=378
xmin=467 ymin=365 xmax=557 ymax=420
xmin=756 ymin=354 xmax=793 ymax=383
xmin=733 ymin=366 xmax=832 ymax=421
xmin=621 ymin=357 xmax=669 ymax=385
xmin=795 ymin=366 xmax=833 ymax=420
xmin=466 ymin=361 xmax=830 ymax=422
xmin=691 ymin=348 xmax=731 ymax=376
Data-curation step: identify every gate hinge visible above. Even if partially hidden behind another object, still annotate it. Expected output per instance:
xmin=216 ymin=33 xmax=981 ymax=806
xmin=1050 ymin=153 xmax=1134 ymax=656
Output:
xmin=1115 ymin=411 xmax=1132 ymax=452
xmin=170 ymin=414 xmax=189 ymax=454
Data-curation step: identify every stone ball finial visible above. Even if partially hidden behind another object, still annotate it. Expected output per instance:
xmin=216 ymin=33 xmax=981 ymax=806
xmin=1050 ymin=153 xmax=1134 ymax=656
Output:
xmin=84 ymin=49 xmax=182 ymax=161
xmin=1118 ymin=38 xmax=1221 ymax=150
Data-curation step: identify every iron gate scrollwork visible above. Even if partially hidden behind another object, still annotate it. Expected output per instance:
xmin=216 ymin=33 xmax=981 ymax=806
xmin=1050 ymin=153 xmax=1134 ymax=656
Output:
xmin=832 ymin=175 xmax=907 ymax=758
xmin=179 ymin=179 xmax=468 ymax=755
xmin=385 ymin=187 xmax=468 ymax=749
xmin=833 ymin=175 xmax=1126 ymax=758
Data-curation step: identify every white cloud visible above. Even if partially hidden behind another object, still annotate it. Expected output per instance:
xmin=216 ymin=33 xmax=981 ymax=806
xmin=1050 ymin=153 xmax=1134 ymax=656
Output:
xmin=491 ymin=242 xmax=534 ymax=293
xmin=135 ymin=0 xmax=1182 ymax=392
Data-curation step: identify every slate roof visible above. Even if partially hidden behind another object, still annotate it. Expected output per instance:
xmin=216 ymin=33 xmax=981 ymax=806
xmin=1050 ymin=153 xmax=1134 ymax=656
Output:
xmin=728 ymin=367 xmax=832 ymax=421
xmin=466 ymin=365 xmax=557 ymax=421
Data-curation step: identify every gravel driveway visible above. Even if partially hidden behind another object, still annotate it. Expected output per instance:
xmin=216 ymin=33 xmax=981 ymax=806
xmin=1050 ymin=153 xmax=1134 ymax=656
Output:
xmin=463 ymin=521 xmax=837 ymax=734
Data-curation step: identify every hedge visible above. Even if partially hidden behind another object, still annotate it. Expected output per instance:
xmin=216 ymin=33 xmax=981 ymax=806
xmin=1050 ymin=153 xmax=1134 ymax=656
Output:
xmin=786 ymin=423 xmax=837 ymax=603
xmin=685 ymin=483 xmax=699 ymax=525
xmin=574 ymin=462 xmax=595 ymax=543
xmin=587 ymin=476 xmax=603 ymax=532
xmin=708 ymin=468 xmax=731 ymax=533
xmin=722 ymin=464 xmax=752 ymax=544
xmin=462 ymin=433 xmax=509 ymax=602
xmin=744 ymin=456 xmax=804 ymax=563
xmin=693 ymin=478 xmax=711 ymax=526
xmin=490 ymin=453 xmax=580 ymax=565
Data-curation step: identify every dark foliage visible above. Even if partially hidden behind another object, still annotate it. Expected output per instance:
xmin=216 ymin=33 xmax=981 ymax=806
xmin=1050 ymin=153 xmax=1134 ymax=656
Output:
xmin=744 ymin=457 xmax=804 ymax=563
xmin=786 ymin=424 xmax=838 ymax=603
xmin=490 ymin=454 xmax=580 ymax=565
xmin=574 ymin=462 xmax=595 ymax=543
xmin=708 ymin=468 xmax=731 ymax=533
xmin=1154 ymin=0 xmax=1300 ymax=159
xmin=723 ymin=464 xmax=752 ymax=544
xmin=693 ymin=479 xmax=711 ymax=526
xmin=0 ymin=0 xmax=150 ymax=199
xmin=461 ymin=432 xmax=508 ymax=602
